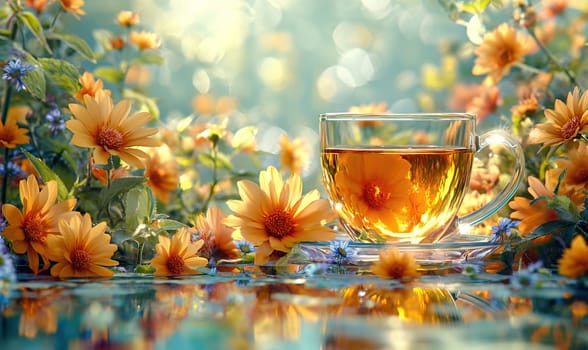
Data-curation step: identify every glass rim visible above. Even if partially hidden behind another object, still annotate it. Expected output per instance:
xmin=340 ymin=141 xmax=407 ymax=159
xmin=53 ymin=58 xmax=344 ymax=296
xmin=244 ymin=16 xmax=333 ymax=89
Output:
xmin=319 ymin=112 xmax=476 ymax=121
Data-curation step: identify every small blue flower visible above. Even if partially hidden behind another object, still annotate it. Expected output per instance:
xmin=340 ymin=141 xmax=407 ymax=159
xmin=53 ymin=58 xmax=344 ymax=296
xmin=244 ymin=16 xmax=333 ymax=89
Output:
xmin=490 ymin=218 xmax=520 ymax=243
xmin=328 ymin=240 xmax=357 ymax=265
xmin=235 ymin=240 xmax=255 ymax=255
xmin=0 ymin=161 xmax=25 ymax=178
xmin=462 ymin=263 xmax=481 ymax=279
xmin=2 ymin=59 xmax=35 ymax=92
xmin=45 ymin=106 xmax=65 ymax=134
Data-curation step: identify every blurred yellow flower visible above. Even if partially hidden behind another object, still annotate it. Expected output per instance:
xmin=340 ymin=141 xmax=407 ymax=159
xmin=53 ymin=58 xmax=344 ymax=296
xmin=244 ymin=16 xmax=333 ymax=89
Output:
xmin=279 ymin=134 xmax=309 ymax=175
xmin=74 ymin=71 xmax=111 ymax=101
xmin=59 ymin=0 xmax=85 ymax=19
xmin=46 ymin=213 xmax=118 ymax=278
xmin=25 ymin=0 xmax=50 ymax=14
xmin=224 ymin=166 xmax=336 ymax=265
xmin=130 ymin=30 xmax=161 ymax=50
xmin=348 ymin=102 xmax=388 ymax=127
xmin=66 ymin=90 xmax=161 ymax=168
xmin=1 ymin=175 xmax=77 ymax=274
xmin=0 ymin=114 xmax=30 ymax=148
xmin=150 ymin=228 xmax=208 ymax=276
xmin=144 ymin=146 xmax=179 ymax=204
xmin=371 ymin=248 xmax=421 ymax=280
xmin=558 ymin=235 xmax=588 ymax=279
xmin=472 ymin=23 xmax=530 ymax=85
xmin=116 ymin=10 xmax=140 ymax=27
xmin=529 ymin=87 xmax=588 ymax=150
xmin=7 ymin=105 xmax=31 ymax=124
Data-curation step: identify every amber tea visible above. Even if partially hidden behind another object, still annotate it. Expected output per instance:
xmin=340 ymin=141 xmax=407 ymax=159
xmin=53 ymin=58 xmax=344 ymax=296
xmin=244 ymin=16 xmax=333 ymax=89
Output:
xmin=321 ymin=146 xmax=474 ymax=243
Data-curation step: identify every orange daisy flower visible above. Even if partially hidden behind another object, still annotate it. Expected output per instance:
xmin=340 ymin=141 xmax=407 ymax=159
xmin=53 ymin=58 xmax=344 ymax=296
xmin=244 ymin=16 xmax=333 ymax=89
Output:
xmin=59 ymin=0 xmax=85 ymax=19
xmin=144 ymin=146 xmax=179 ymax=204
xmin=0 ymin=114 xmax=30 ymax=148
xmin=46 ymin=213 xmax=118 ymax=278
xmin=194 ymin=205 xmax=239 ymax=261
xmin=25 ymin=0 xmax=50 ymax=14
xmin=508 ymin=176 xmax=559 ymax=235
xmin=472 ymin=23 xmax=530 ymax=85
xmin=348 ymin=102 xmax=388 ymax=127
xmin=224 ymin=166 xmax=336 ymax=265
xmin=91 ymin=162 xmax=131 ymax=186
xmin=150 ymin=228 xmax=208 ymax=276
xmin=129 ymin=31 xmax=161 ymax=50
xmin=66 ymin=90 xmax=161 ymax=168
xmin=371 ymin=248 xmax=421 ymax=280
xmin=279 ymin=134 xmax=309 ymax=175
xmin=73 ymin=72 xmax=111 ymax=102
xmin=546 ymin=142 xmax=588 ymax=206
xmin=529 ymin=87 xmax=588 ymax=150
xmin=558 ymin=235 xmax=588 ymax=279
xmin=1 ymin=175 xmax=77 ymax=274
xmin=116 ymin=10 xmax=140 ymax=27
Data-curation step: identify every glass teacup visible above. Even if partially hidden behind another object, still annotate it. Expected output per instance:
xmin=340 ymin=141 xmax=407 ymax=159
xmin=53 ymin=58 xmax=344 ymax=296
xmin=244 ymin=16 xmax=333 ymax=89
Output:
xmin=319 ymin=113 xmax=525 ymax=244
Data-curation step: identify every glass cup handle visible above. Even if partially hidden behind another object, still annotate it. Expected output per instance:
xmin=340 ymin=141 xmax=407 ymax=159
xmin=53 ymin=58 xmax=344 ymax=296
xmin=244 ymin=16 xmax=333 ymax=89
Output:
xmin=457 ymin=129 xmax=525 ymax=230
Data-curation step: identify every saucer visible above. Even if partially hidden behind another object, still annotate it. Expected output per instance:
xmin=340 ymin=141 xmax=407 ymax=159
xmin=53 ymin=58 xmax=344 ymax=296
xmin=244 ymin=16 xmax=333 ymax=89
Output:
xmin=290 ymin=235 xmax=501 ymax=268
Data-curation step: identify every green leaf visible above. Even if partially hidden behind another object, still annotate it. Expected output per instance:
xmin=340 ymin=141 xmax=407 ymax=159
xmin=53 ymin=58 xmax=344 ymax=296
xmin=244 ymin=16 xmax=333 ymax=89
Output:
xmin=46 ymin=32 xmax=96 ymax=62
xmin=155 ymin=219 xmax=188 ymax=231
xmin=20 ymin=61 xmax=46 ymax=100
xmin=99 ymin=176 xmax=146 ymax=208
xmin=22 ymin=150 xmax=70 ymax=200
xmin=461 ymin=0 xmax=492 ymax=14
xmin=38 ymin=58 xmax=81 ymax=94
xmin=198 ymin=152 xmax=233 ymax=170
xmin=94 ymin=66 xmax=125 ymax=84
xmin=133 ymin=52 xmax=165 ymax=65
xmin=124 ymin=184 xmax=154 ymax=229
xmin=16 ymin=11 xmax=51 ymax=53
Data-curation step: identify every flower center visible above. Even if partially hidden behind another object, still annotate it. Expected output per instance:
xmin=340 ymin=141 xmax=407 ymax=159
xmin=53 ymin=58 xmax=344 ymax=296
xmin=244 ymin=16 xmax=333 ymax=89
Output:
xmin=166 ymin=254 xmax=185 ymax=274
xmin=560 ymin=117 xmax=580 ymax=140
xmin=71 ymin=248 xmax=92 ymax=271
xmin=387 ymin=264 xmax=407 ymax=280
xmin=22 ymin=214 xmax=46 ymax=243
xmin=498 ymin=47 xmax=514 ymax=66
xmin=362 ymin=182 xmax=388 ymax=209
xmin=264 ymin=209 xmax=294 ymax=238
xmin=97 ymin=127 xmax=124 ymax=150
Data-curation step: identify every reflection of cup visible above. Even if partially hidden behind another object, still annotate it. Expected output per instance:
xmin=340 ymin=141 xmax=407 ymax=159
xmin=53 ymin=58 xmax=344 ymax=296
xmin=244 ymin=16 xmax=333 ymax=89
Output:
xmin=320 ymin=113 xmax=524 ymax=243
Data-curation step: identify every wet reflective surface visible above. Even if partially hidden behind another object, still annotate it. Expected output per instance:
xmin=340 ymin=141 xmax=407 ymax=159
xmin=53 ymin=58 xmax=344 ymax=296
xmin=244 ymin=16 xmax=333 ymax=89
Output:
xmin=1 ymin=269 xmax=587 ymax=349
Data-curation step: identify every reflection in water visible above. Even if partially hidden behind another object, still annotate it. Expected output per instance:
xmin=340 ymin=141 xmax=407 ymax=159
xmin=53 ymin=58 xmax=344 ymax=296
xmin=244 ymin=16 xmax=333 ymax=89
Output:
xmin=0 ymin=276 xmax=586 ymax=349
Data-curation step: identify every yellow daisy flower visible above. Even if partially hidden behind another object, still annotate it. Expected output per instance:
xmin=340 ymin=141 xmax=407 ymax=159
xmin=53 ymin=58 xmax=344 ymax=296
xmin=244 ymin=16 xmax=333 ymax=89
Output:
xmin=509 ymin=176 xmax=559 ymax=236
xmin=529 ymin=87 xmax=588 ymax=150
xmin=150 ymin=228 xmax=208 ymax=276
xmin=371 ymin=248 xmax=421 ymax=280
xmin=472 ymin=23 xmax=530 ymax=85
xmin=66 ymin=90 xmax=161 ymax=168
xmin=144 ymin=145 xmax=179 ymax=204
xmin=116 ymin=10 xmax=140 ymax=27
xmin=279 ymin=134 xmax=309 ymax=175
xmin=130 ymin=30 xmax=161 ymax=50
xmin=558 ymin=235 xmax=588 ymax=279
xmin=195 ymin=205 xmax=239 ymax=261
xmin=59 ymin=0 xmax=85 ymax=19
xmin=46 ymin=213 xmax=118 ymax=278
xmin=0 ymin=114 xmax=30 ymax=148
xmin=224 ymin=166 xmax=336 ymax=265
xmin=1 ymin=175 xmax=77 ymax=274
xmin=74 ymin=72 xmax=111 ymax=102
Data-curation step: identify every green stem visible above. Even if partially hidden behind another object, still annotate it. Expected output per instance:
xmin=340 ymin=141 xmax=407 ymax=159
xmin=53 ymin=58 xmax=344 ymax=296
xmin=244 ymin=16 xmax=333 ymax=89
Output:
xmin=202 ymin=145 xmax=219 ymax=213
xmin=527 ymin=28 xmax=584 ymax=90
xmin=49 ymin=8 xmax=63 ymax=31
xmin=1 ymin=148 xmax=9 ymax=205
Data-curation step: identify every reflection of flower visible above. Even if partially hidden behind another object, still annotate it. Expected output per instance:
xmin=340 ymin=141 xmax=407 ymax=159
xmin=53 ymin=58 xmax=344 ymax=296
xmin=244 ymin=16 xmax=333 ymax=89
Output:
xmin=472 ymin=23 xmax=530 ymax=85
xmin=66 ymin=90 xmax=161 ymax=168
xmin=14 ymin=288 xmax=60 ymax=339
xmin=558 ymin=235 xmax=588 ymax=279
xmin=371 ymin=248 xmax=420 ymax=280
xmin=529 ymin=87 xmax=588 ymax=150
xmin=46 ymin=213 xmax=118 ymax=278
xmin=150 ymin=228 xmax=208 ymax=275
xmin=225 ymin=166 xmax=336 ymax=265
xmin=334 ymin=152 xmax=413 ymax=232
xmin=1 ymin=175 xmax=77 ymax=274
